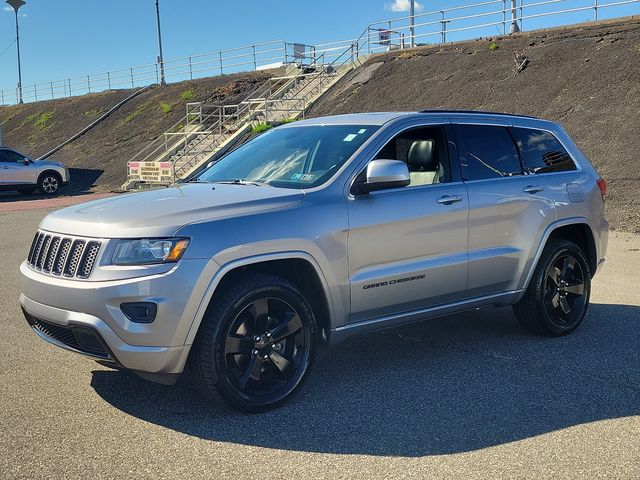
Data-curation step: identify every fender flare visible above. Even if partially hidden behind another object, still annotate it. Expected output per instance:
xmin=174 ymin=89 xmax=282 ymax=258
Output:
xmin=515 ymin=216 xmax=595 ymax=301
xmin=183 ymin=250 xmax=335 ymax=346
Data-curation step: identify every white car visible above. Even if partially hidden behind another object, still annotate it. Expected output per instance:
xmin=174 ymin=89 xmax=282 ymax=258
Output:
xmin=0 ymin=147 xmax=69 ymax=195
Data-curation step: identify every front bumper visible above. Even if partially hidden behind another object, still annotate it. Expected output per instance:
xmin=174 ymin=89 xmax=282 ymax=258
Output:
xmin=19 ymin=257 xmax=214 ymax=376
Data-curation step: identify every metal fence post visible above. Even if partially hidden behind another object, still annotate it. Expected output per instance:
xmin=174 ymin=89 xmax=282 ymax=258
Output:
xmin=130 ymin=68 xmax=135 ymax=88
xmin=50 ymin=82 xmax=54 ymax=99
xmin=503 ymin=0 xmax=507 ymax=34
xmin=2 ymin=90 xmax=4 ymax=105
xmin=252 ymin=45 xmax=257 ymax=70
xmin=68 ymin=78 xmax=72 ymax=97
xmin=520 ymin=0 xmax=524 ymax=31
xmin=594 ymin=0 xmax=599 ymax=20
xmin=441 ymin=11 xmax=447 ymax=43
xmin=219 ymin=52 xmax=224 ymax=75
xmin=87 ymin=75 xmax=91 ymax=93
xmin=107 ymin=72 xmax=111 ymax=91
xmin=189 ymin=57 xmax=193 ymax=80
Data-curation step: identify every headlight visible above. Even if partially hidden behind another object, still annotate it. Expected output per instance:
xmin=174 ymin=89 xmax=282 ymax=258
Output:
xmin=110 ymin=238 xmax=190 ymax=265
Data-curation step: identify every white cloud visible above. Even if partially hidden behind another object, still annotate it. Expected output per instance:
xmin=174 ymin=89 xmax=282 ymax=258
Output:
xmin=385 ymin=0 xmax=424 ymax=13
xmin=3 ymin=6 xmax=13 ymax=12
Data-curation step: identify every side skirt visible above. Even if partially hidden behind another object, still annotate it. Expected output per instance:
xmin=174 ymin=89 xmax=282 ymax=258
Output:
xmin=330 ymin=290 xmax=522 ymax=344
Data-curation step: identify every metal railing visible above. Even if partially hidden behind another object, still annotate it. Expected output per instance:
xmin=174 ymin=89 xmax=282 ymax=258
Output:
xmin=2 ymin=0 xmax=638 ymax=106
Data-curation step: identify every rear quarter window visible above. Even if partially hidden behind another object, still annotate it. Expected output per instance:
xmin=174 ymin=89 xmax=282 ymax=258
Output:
xmin=510 ymin=127 xmax=577 ymax=174
xmin=456 ymin=125 xmax=522 ymax=181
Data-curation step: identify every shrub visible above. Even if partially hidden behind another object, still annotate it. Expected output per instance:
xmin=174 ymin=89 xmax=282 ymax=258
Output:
xmin=489 ymin=42 xmax=499 ymax=51
xmin=180 ymin=89 xmax=195 ymax=101
xmin=159 ymin=102 xmax=172 ymax=114
xmin=251 ymin=122 xmax=272 ymax=134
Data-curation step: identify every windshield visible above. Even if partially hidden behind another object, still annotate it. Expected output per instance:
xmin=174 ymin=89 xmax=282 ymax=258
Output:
xmin=197 ymin=124 xmax=378 ymax=189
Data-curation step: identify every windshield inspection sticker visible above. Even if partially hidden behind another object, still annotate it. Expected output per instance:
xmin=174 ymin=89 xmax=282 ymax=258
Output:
xmin=343 ymin=133 xmax=358 ymax=142
xmin=291 ymin=173 xmax=316 ymax=182
xmin=358 ymin=129 xmax=367 ymax=134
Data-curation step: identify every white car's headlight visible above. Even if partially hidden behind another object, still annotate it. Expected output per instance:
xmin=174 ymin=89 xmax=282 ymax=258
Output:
xmin=110 ymin=238 xmax=190 ymax=265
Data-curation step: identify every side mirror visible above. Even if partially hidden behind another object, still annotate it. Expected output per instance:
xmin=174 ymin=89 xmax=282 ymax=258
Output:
xmin=353 ymin=159 xmax=410 ymax=195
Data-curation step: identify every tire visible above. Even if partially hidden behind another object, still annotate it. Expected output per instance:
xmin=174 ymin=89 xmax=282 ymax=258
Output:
xmin=513 ymin=239 xmax=591 ymax=336
xmin=18 ymin=187 xmax=36 ymax=195
xmin=189 ymin=273 xmax=316 ymax=412
xmin=38 ymin=172 xmax=61 ymax=195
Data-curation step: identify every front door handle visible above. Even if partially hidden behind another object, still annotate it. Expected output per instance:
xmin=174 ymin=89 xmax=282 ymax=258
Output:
xmin=523 ymin=185 xmax=544 ymax=194
xmin=436 ymin=194 xmax=463 ymax=205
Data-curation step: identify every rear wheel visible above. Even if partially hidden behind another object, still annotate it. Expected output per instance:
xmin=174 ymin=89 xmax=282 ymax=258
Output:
xmin=189 ymin=274 xmax=316 ymax=412
xmin=513 ymin=239 xmax=591 ymax=336
xmin=38 ymin=172 xmax=61 ymax=195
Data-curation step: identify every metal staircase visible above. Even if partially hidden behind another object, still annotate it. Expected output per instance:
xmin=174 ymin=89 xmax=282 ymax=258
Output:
xmin=123 ymin=47 xmax=356 ymax=190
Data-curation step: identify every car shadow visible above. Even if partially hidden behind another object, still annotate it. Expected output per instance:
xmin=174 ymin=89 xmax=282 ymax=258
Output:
xmin=0 ymin=168 xmax=103 ymax=202
xmin=91 ymin=303 xmax=640 ymax=457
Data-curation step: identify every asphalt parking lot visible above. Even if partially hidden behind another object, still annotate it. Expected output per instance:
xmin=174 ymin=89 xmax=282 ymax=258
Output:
xmin=1 ymin=207 xmax=638 ymax=479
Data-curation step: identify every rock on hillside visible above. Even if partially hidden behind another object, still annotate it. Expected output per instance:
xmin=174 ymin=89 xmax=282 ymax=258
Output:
xmin=309 ymin=17 xmax=640 ymax=233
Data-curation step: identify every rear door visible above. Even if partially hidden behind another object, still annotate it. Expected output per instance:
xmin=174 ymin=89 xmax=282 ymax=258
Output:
xmin=454 ymin=122 xmax=556 ymax=297
xmin=347 ymin=123 xmax=469 ymax=323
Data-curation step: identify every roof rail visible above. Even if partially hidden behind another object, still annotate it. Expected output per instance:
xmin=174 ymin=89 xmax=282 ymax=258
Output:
xmin=419 ymin=109 xmax=540 ymax=119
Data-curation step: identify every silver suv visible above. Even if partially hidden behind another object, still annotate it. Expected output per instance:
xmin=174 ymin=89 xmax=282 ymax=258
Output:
xmin=20 ymin=111 xmax=608 ymax=412
xmin=0 ymin=147 xmax=69 ymax=195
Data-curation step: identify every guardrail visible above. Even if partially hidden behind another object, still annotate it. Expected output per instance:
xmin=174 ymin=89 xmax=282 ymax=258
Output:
xmin=2 ymin=0 xmax=638 ymax=106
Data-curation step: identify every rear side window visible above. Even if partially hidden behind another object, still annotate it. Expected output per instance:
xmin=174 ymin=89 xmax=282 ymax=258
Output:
xmin=510 ymin=127 xmax=576 ymax=174
xmin=456 ymin=125 xmax=522 ymax=181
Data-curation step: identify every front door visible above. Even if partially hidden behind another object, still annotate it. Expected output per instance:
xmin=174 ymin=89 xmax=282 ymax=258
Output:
xmin=0 ymin=149 xmax=34 ymax=185
xmin=347 ymin=125 xmax=469 ymax=323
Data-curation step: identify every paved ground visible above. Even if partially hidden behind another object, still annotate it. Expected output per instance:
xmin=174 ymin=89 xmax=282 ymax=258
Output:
xmin=0 ymin=192 xmax=114 ymax=213
xmin=1 ymin=208 xmax=638 ymax=479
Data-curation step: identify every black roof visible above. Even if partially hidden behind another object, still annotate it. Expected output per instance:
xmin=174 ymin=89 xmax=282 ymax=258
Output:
xmin=419 ymin=109 xmax=540 ymax=119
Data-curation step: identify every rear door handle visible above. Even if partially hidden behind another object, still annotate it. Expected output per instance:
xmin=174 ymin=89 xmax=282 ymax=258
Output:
xmin=523 ymin=185 xmax=544 ymax=194
xmin=436 ymin=194 xmax=463 ymax=205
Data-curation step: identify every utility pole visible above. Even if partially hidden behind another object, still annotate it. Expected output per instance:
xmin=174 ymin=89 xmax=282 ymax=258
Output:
xmin=509 ymin=0 xmax=520 ymax=33
xmin=6 ymin=0 xmax=26 ymax=104
xmin=409 ymin=0 xmax=415 ymax=48
xmin=155 ymin=0 xmax=166 ymax=85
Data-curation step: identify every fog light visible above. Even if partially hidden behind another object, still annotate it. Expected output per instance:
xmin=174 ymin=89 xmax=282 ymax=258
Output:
xmin=121 ymin=302 xmax=157 ymax=323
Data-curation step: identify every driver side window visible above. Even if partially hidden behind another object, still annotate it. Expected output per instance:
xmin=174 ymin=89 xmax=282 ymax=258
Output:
xmin=375 ymin=126 xmax=450 ymax=187
xmin=0 ymin=149 xmax=26 ymax=164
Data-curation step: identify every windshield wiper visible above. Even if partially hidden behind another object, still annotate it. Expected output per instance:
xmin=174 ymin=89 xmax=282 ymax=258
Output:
xmin=185 ymin=177 xmax=209 ymax=183
xmin=214 ymin=179 xmax=270 ymax=187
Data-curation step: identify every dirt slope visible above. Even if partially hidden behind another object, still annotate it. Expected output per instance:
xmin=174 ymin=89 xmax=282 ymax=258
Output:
xmin=0 ymin=72 xmax=272 ymax=192
xmin=309 ymin=17 xmax=640 ymax=232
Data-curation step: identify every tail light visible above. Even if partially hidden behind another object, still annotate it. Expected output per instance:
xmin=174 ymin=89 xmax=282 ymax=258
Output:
xmin=596 ymin=178 xmax=607 ymax=201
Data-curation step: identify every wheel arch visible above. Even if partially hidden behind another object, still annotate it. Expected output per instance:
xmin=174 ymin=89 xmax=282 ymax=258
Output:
xmin=184 ymin=252 xmax=335 ymax=347
xmin=518 ymin=218 xmax=598 ymax=298
xmin=37 ymin=169 xmax=63 ymax=184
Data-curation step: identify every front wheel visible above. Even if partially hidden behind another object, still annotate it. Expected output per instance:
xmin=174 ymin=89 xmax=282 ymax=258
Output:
xmin=38 ymin=172 xmax=61 ymax=195
xmin=189 ymin=274 xmax=316 ymax=412
xmin=513 ymin=239 xmax=591 ymax=336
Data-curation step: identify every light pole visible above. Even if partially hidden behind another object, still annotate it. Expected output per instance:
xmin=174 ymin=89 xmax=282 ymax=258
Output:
xmin=6 ymin=0 xmax=25 ymax=104
xmin=409 ymin=0 xmax=415 ymax=48
xmin=155 ymin=0 xmax=166 ymax=86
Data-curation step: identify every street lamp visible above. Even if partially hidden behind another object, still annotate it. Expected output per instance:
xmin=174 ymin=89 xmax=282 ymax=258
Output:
xmin=6 ymin=0 xmax=25 ymax=104
xmin=155 ymin=0 xmax=166 ymax=85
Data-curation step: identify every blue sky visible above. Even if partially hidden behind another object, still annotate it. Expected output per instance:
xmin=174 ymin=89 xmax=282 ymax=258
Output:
xmin=1 ymin=0 xmax=638 ymax=94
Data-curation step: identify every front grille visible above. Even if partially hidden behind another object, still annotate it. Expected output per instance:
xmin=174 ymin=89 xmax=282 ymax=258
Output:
xmin=27 ymin=232 xmax=102 ymax=279
xmin=25 ymin=313 xmax=110 ymax=359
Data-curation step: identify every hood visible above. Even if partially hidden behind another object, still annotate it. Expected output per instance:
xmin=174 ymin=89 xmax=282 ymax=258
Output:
xmin=40 ymin=183 xmax=304 ymax=238
xmin=35 ymin=158 xmax=64 ymax=167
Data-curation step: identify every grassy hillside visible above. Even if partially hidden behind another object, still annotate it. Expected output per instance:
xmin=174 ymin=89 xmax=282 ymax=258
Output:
xmin=0 ymin=72 xmax=272 ymax=192
xmin=309 ymin=17 xmax=640 ymax=232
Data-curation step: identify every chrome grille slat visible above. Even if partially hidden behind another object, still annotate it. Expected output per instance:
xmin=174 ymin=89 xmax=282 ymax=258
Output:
xmin=36 ymin=235 xmax=52 ymax=269
xmin=27 ymin=232 xmax=102 ymax=280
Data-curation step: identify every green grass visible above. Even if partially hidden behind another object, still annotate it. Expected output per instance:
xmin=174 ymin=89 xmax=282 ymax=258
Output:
xmin=159 ymin=101 xmax=173 ymax=114
xmin=28 ymin=112 xmax=54 ymax=131
xmin=251 ymin=122 xmax=273 ymax=134
xmin=83 ymin=108 xmax=104 ymax=117
xmin=119 ymin=104 xmax=146 ymax=127
xmin=280 ymin=118 xmax=297 ymax=124
xmin=180 ymin=89 xmax=195 ymax=101
xmin=489 ymin=42 xmax=499 ymax=51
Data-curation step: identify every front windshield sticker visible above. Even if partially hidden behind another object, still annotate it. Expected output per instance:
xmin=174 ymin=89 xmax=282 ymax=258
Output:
xmin=291 ymin=173 xmax=316 ymax=182
xmin=358 ymin=129 xmax=367 ymax=134
xmin=343 ymin=133 xmax=358 ymax=142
